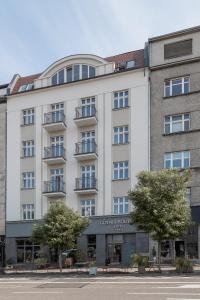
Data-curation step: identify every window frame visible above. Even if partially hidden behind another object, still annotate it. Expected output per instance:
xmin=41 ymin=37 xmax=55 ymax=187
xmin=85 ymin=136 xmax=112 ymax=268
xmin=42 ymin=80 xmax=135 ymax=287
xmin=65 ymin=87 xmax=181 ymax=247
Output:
xmin=113 ymin=90 xmax=129 ymax=109
xmin=22 ymin=108 xmax=35 ymax=125
xmin=22 ymin=204 xmax=35 ymax=220
xmin=113 ymin=125 xmax=129 ymax=144
xmin=164 ymin=76 xmax=190 ymax=97
xmin=164 ymin=113 xmax=190 ymax=134
xmin=22 ymin=140 xmax=35 ymax=157
xmin=22 ymin=172 xmax=35 ymax=189
xmin=113 ymin=196 xmax=129 ymax=215
xmin=113 ymin=161 xmax=129 ymax=180
xmin=80 ymin=199 xmax=95 ymax=217
xmin=164 ymin=151 xmax=190 ymax=169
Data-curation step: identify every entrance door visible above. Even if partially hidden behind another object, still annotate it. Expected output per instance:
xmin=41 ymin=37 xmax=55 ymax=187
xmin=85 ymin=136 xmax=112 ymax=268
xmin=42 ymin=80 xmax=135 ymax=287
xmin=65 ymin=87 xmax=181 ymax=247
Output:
xmin=175 ymin=241 xmax=185 ymax=257
xmin=107 ymin=244 xmax=122 ymax=264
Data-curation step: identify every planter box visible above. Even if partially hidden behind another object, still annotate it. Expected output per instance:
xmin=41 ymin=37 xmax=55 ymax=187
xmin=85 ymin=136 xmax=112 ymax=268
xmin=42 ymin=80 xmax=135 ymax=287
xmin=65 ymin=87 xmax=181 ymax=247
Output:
xmin=89 ymin=266 xmax=97 ymax=276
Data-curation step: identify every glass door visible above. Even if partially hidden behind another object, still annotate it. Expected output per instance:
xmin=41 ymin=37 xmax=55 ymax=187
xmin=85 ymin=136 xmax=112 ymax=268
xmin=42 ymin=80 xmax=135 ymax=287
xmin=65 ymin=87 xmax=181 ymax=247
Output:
xmin=50 ymin=136 xmax=64 ymax=157
xmin=50 ymin=168 xmax=64 ymax=191
xmin=51 ymin=103 xmax=64 ymax=122
xmin=81 ymin=131 xmax=95 ymax=153
xmin=81 ymin=165 xmax=95 ymax=188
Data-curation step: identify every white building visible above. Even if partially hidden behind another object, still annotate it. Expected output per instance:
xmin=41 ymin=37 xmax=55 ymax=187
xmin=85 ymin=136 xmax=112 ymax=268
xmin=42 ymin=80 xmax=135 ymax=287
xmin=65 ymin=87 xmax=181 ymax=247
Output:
xmin=6 ymin=51 xmax=150 ymax=265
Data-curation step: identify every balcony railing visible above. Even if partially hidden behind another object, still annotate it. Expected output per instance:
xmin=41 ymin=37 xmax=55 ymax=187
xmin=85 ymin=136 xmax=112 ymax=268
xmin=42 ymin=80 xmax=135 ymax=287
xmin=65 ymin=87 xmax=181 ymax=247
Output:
xmin=44 ymin=145 xmax=65 ymax=159
xmin=43 ymin=180 xmax=65 ymax=193
xmin=75 ymin=176 xmax=97 ymax=190
xmin=44 ymin=111 xmax=66 ymax=124
xmin=75 ymin=141 xmax=97 ymax=155
xmin=75 ymin=104 xmax=96 ymax=119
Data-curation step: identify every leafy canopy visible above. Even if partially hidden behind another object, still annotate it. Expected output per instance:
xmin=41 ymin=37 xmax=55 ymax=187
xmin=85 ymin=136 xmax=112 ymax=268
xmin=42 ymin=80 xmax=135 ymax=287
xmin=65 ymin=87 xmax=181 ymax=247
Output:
xmin=129 ymin=169 xmax=191 ymax=242
xmin=32 ymin=201 xmax=89 ymax=250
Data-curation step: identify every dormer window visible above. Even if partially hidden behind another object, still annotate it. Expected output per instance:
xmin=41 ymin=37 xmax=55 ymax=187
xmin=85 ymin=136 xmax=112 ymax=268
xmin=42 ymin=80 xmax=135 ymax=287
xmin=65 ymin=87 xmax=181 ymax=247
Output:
xmin=51 ymin=64 xmax=96 ymax=86
xmin=18 ymin=83 xmax=34 ymax=92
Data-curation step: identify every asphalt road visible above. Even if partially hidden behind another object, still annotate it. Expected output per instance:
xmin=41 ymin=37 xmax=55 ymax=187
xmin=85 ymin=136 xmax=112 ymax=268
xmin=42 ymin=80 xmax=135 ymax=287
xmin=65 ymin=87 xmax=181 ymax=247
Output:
xmin=1 ymin=275 xmax=200 ymax=300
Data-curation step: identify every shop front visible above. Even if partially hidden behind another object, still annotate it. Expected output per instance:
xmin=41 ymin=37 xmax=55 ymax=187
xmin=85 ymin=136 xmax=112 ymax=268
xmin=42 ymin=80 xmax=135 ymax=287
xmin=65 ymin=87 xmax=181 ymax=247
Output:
xmin=78 ymin=215 xmax=149 ymax=266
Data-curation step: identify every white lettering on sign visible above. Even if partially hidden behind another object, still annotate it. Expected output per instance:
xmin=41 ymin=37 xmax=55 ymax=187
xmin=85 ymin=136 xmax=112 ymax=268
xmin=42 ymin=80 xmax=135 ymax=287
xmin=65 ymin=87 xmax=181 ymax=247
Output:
xmin=97 ymin=219 xmax=131 ymax=225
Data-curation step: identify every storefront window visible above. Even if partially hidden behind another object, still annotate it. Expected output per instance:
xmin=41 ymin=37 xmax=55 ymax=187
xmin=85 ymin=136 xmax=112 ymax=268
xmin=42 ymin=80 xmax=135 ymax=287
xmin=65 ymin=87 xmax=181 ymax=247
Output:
xmin=16 ymin=239 xmax=40 ymax=263
xmin=87 ymin=235 xmax=96 ymax=259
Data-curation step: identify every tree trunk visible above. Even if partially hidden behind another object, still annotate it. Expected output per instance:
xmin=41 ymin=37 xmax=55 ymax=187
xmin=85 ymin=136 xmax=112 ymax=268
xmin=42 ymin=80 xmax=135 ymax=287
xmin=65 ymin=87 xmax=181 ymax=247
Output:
xmin=171 ymin=239 xmax=175 ymax=263
xmin=157 ymin=241 xmax=161 ymax=273
xmin=58 ymin=249 xmax=62 ymax=273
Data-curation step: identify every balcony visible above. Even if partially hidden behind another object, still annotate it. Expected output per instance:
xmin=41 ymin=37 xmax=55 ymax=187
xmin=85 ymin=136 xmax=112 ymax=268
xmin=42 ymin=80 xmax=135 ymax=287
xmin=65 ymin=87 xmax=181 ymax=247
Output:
xmin=43 ymin=145 xmax=66 ymax=165
xmin=74 ymin=177 xmax=97 ymax=194
xmin=74 ymin=104 xmax=97 ymax=127
xmin=74 ymin=141 xmax=97 ymax=161
xmin=43 ymin=180 xmax=66 ymax=198
xmin=43 ymin=111 xmax=66 ymax=132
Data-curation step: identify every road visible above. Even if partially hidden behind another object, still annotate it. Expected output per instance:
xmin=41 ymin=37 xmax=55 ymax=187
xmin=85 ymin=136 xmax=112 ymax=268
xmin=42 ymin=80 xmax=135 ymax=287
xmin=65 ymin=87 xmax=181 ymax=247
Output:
xmin=1 ymin=274 xmax=200 ymax=300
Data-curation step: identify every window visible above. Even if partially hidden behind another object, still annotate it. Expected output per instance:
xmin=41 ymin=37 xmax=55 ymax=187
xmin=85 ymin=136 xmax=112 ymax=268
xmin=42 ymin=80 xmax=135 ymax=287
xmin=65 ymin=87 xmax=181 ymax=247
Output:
xmin=81 ymin=97 xmax=96 ymax=117
xmin=126 ymin=60 xmax=135 ymax=68
xmin=18 ymin=83 xmax=34 ymax=92
xmin=164 ymin=113 xmax=190 ymax=134
xmin=51 ymin=64 xmax=95 ymax=85
xmin=22 ymin=140 xmax=34 ymax=157
xmin=81 ymin=200 xmax=95 ymax=216
xmin=23 ymin=108 xmax=34 ymax=125
xmin=51 ymin=102 xmax=64 ymax=123
xmin=113 ymin=90 xmax=129 ymax=109
xmin=87 ymin=235 xmax=96 ymax=259
xmin=113 ymin=196 xmax=129 ymax=214
xmin=113 ymin=126 xmax=128 ymax=144
xmin=22 ymin=172 xmax=35 ymax=189
xmin=164 ymin=77 xmax=189 ymax=97
xmin=113 ymin=161 xmax=128 ymax=180
xmin=16 ymin=239 xmax=40 ymax=263
xmin=22 ymin=204 xmax=34 ymax=220
xmin=164 ymin=151 xmax=190 ymax=169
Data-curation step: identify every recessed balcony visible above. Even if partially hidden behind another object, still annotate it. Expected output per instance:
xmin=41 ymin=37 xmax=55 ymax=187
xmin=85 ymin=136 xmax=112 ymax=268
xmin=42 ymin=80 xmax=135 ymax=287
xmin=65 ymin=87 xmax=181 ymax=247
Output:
xmin=74 ymin=177 xmax=98 ymax=194
xmin=74 ymin=141 xmax=97 ymax=161
xmin=43 ymin=145 xmax=66 ymax=165
xmin=43 ymin=180 xmax=66 ymax=198
xmin=74 ymin=105 xmax=97 ymax=127
xmin=43 ymin=111 xmax=66 ymax=132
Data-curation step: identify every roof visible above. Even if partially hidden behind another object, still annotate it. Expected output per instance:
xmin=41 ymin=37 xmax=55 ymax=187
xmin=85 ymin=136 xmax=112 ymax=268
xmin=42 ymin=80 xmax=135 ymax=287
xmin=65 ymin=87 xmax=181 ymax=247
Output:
xmin=0 ymin=83 xmax=9 ymax=89
xmin=12 ymin=73 xmax=41 ymax=94
xmin=149 ymin=25 xmax=200 ymax=42
xmin=11 ymin=49 xmax=144 ymax=94
xmin=105 ymin=49 xmax=144 ymax=68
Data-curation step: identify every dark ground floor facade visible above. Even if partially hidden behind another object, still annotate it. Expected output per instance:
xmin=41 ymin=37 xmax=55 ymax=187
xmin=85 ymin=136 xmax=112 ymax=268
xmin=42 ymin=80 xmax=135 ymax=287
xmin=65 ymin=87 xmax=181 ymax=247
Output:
xmin=5 ymin=212 xmax=200 ymax=266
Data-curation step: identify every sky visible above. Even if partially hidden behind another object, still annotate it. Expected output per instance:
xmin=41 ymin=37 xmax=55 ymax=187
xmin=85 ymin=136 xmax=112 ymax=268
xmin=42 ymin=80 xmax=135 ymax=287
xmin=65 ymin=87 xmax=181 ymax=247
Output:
xmin=1 ymin=0 xmax=200 ymax=83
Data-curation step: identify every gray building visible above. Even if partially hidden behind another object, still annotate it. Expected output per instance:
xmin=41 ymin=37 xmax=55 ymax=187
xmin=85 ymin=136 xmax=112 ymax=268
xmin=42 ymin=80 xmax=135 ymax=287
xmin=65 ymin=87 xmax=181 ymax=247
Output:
xmin=0 ymin=84 xmax=8 ymax=266
xmin=149 ymin=26 xmax=200 ymax=261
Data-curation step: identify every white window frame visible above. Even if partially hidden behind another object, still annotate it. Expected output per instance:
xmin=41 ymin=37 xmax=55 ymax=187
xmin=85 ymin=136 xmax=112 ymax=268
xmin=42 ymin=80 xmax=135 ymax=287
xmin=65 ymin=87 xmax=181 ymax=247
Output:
xmin=22 ymin=204 xmax=35 ymax=220
xmin=51 ymin=65 xmax=96 ymax=85
xmin=164 ymin=151 xmax=190 ymax=169
xmin=23 ymin=108 xmax=34 ymax=125
xmin=164 ymin=76 xmax=190 ymax=97
xmin=113 ymin=90 xmax=129 ymax=109
xmin=22 ymin=140 xmax=34 ymax=157
xmin=113 ymin=196 xmax=129 ymax=215
xmin=80 ymin=199 xmax=95 ymax=216
xmin=113 ymin=161 xmax=129 ymax=180
xmin=113 ymin=126 xmax=129 ymax=144
xmin=22 ymin=172 xmax=35 ymax=189
xmin=164 ymin=113 xmax=190 ymax=134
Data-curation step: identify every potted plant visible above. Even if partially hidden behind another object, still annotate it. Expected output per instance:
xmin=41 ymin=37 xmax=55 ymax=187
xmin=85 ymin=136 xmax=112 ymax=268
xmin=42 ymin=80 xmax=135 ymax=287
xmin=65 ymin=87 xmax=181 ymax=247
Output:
xmin=175 ymin=257 xmax=193 ymax=273
xmin=89 ymin=260 xmax=97 ymax=276
xmin=132 ymin=254 xmax=148 ymax=274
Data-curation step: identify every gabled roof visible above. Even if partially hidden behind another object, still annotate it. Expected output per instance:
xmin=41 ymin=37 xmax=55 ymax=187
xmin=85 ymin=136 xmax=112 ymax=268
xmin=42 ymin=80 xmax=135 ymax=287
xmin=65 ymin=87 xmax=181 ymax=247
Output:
xmin=11 ymin=49 xmax=144 ymax=94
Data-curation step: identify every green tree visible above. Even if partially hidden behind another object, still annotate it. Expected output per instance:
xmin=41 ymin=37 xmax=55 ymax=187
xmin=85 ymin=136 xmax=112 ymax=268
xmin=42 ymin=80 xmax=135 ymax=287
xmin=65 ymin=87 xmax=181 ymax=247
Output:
xmin=128 ymin=169 xmax=191 ymax=271
xmin=32 ymin=201 xmax=89 ymax=272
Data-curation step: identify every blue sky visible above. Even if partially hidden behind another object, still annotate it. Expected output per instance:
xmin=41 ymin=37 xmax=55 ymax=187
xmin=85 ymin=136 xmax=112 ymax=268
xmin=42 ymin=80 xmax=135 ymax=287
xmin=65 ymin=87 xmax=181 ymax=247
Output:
xmin=1 ymin=0 xmax=200 ymax=83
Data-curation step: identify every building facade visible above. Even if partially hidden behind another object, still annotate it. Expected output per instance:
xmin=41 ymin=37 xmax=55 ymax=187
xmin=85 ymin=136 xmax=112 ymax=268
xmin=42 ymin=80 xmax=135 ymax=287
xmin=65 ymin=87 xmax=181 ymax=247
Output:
xmin=149 ymin=26 xmax=200 ymax=260
xmin=0 ymin=84 xmax=8 ymax=267
xmin=6 ymin=52 xmax=150 ymax=265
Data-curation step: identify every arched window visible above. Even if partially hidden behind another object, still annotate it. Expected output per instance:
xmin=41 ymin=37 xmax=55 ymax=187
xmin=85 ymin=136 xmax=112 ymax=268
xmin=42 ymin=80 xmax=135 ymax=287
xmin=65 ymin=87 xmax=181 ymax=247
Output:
xmin=51 ymin=64 xmax=95 ymax=86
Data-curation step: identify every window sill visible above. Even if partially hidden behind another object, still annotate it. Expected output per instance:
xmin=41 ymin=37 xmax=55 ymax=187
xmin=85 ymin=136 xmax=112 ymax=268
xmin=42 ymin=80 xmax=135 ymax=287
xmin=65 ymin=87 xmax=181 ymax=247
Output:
xmin=163 ymin=129 xmax=200 ymax=136
xmin=20 ymin=123 xmax=35 ymax=127
xmin=163 ymin=92 xmax=190 ymax=99
xmin=112 ymin=142 xmax=129 ymax=146
xmin=112 ymin=106 xmax=130 ymax=111
xmin=20 ymin=156 xmax=35 ymax=159
xmin=21 ymin=188 xmax=35 ymax=190
xmin=112 ymin=178 xmax=129 ymax=182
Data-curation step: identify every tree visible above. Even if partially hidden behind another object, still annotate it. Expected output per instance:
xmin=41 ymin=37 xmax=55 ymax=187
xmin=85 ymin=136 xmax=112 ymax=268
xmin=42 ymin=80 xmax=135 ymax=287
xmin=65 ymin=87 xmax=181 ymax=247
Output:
xmin=32 ymin=201 xmax=89 ymax=272
xmin=128 ymin=169 xmax=191 ymax=271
